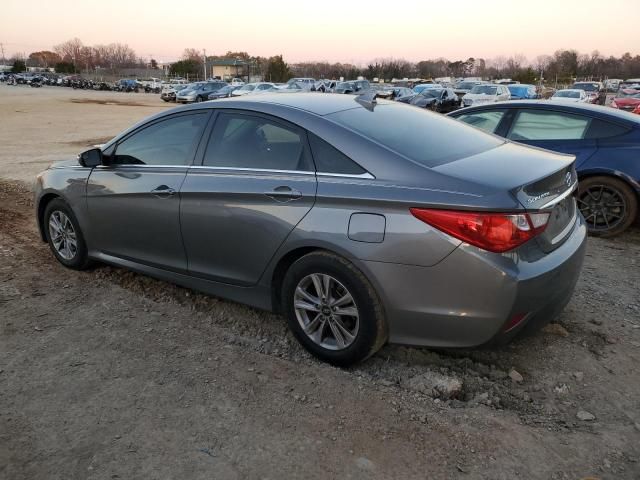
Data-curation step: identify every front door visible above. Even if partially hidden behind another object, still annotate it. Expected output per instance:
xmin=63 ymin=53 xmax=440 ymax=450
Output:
xmin=86 ymin=112 xmax=210 ymax=271
xmin=180 ymin=111 xmax=317 ymax=286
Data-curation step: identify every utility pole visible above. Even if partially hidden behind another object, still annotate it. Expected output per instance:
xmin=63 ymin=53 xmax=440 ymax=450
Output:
xmin=203 ymin=49 xmax=207 ymax=80
xmin=0 ymin=43 xmax=5 ymax=64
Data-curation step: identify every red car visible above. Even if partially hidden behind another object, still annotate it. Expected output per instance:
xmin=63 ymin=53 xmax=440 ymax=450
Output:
xmin=633 ymin=103 xmax=640 ymax=115
xmin=611 ymin=88 xmax=640 ymax=112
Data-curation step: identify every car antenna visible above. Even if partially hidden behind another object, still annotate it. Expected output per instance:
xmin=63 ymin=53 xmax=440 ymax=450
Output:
xmin=355 ymin=89 xmax=377 ymax=110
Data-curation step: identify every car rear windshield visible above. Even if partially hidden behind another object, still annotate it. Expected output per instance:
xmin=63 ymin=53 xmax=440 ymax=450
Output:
xmin=470 ymin=85 xmax=497 ymax=95
xmin=327 ymin=103 xmax=503 ymax=168
xmin=555 ymin=90 xmax=580 ymax=98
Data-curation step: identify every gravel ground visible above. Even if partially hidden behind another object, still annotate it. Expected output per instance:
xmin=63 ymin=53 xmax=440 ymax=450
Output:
xmin=1 ymin=85 xmax=639 ymax=479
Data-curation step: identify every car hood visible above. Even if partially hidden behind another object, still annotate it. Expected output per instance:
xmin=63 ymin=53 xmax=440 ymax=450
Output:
xmin=49 ymin=158 xmax=83 ymax=170
xmin=614 ymin=98 xmax=640 ymax=106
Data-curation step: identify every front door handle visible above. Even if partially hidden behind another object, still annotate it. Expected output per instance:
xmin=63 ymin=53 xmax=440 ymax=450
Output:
xmin=265 ymin=186 xmax=302 ymax=202
xmin=151 ymin=185 xmax=176 ymax=198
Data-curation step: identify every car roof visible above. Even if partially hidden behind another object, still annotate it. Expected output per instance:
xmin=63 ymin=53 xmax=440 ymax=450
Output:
xmin=452 ymin=100 xmax=640 ymax=125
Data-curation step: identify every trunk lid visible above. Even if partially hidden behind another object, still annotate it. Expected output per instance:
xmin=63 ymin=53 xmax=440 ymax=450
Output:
xmin=432 ymin=141 xmax=578 ymax=251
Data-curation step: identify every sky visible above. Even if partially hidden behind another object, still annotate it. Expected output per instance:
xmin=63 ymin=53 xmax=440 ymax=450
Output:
xmin=1 ymin=0 xmax=637 ymax=65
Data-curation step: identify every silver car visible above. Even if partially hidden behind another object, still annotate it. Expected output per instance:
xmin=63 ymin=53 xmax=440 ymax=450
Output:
xmin=35 ymin=93 xmax=586 ymax=366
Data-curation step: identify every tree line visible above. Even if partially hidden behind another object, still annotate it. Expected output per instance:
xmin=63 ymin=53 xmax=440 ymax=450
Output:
xmin=6 ymin=38 xmax=640 ymax=83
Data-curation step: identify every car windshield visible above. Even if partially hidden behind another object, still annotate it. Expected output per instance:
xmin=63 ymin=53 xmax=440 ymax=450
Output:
xmin=337 ymin=82 xmax=354 ymax=89
xmin=218 ymin=86 xmax=233 ymax=94
xmin=470 ymin=85 xmax=497 ymax=95
xmin=573 ymin=83 xmax=598 ymax=91
xmin=421 ymin=89 xmax=444 ymax=98
xmin=239 ymin=84 xmax=256 ymax=91
xmin=555 ymin=90 xmax=580 ymax=98
xmin=327 ymin=104 xmax=502 ymax=168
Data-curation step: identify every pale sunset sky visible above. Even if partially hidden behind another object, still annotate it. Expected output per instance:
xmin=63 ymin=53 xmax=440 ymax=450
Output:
xmin=2 ymin=0 xmax=637 ymax=64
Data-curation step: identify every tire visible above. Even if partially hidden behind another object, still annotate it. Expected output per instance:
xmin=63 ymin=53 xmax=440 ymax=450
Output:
xmin=43 ymin=199 xmax=92 ymax=270
xmin=281 ymin=251 xmax=387 ymax=367
xmin=577 ymin=176 xmax=638 ymax=237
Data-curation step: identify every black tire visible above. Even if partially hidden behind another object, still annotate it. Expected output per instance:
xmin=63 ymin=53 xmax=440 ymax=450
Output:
xmin=281 ymin=251 xmax=387 ymax=367
xmin=578 ymin=176 xmax=638 ymax=237
xmin=43 ymin=199 xmax=92 ymax=270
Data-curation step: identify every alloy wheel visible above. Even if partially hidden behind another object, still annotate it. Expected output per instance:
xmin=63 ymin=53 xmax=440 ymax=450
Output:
xmin=578 ymin=184 xmax=627 ymax=232
xmin=293 ymin=273 xmax=359 ymax=351
xmin=48 ymin=211 xmax=78 ymax=260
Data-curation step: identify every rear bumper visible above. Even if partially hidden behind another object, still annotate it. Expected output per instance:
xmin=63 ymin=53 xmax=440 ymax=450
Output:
xmin=360 ymin=214 xmax=587 ymax=348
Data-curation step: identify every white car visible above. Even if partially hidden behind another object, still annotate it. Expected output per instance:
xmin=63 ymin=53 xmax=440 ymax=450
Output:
xmin=462 ymin=84 xmax=511 ymax=107
xmin=231 ymin=82 xmax=277 ymax=96
xmin=230 ymin=78 xmax=245 ymax=86
xmin=551 ymin=89 xmax=589 ymax=103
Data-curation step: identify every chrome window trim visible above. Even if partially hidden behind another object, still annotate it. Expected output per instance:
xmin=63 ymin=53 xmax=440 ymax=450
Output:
xmin=316 ymin=171 xmax=375 ymax=179
xmin=189 ymin=166 xmax=375 ymax=179
xmin=189 ymin=166 xmax=315 ymax=176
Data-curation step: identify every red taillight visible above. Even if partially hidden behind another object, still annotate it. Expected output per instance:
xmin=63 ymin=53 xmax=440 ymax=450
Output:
xmin=410 ymin=208 xmax=549 ymax=253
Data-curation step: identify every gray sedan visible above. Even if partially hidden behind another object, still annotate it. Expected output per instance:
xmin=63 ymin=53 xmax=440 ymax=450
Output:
xmin=34 ymin=93 xmax=586 ymax=366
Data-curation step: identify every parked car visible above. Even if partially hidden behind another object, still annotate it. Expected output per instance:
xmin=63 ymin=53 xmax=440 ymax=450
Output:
xmin=453 ymin=80 xmax=484 ymax=99
xmin=397 ymin=88 xmax=460 ymax=113
xmin=230 ymin=78 xmax=245 ymax=86
xmin=115 ymin=79 xmax=140 ymax=92
xmin=610 ymin=89 xmax=640 ymax=112
xmin=231 ymin=82 xmax=277 ymax=96
xmin=449 ymin=101 xmax=640 ymax=236
xmin=634 ymin=103 xmax=640 ymax=115
xmin=207 ymin=85 xmax=240 ymax=100
xmin=138 ymin=78 xmax=162 ymax=93
xmin=507 ymin=84 xmax=539 ymax=100
xmin=314 ymin=79 xmax=337 ymax=92
xmin=413 ymin=84 xmax=443 ymax=94
xmin=285 ymin=78 xmax=316 ymax=87
xmin=551 ymin=89 xmax=590 ymax=103
xmin=571 ymin=82 xmax=606 ymax=105
xmin=35 ymin=93 xmax=586 ymax=366
xmin=176 ymin=82 xmax=227 ymax=103
xmin=334 ymin=80 xmax=371 ymax=94
xmin=462 ymin=84 xmax=511 ymax=107
xmin=161 ymin=83 xmax=195 ymax=102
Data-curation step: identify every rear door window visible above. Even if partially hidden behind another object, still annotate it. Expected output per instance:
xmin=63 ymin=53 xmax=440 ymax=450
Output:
xmin=456 ymin=110 xmax=506 ymax=134
xmin=585 ymin=119 xmax=630 ymax=139
xmin=203 ymin=112 xmax=312 ymax=171
xmin=508 ymin=110 xmax=591 ymax=141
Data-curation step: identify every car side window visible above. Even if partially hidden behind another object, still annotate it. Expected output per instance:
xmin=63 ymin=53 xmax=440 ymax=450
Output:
xmin=308 ymin=133 xmax=367 ymax=175
xmin=585 ymin=119 xmax=630 ymax=139
xmin=112 ymin=113 xmax=208 ymax=166
xmin=508 ymin=110 xmax=591 ymax=141
xmin=203 ymin=113 xmax=312 ymax=171
xmin=456 ymin=110 xmax=505 ymax=134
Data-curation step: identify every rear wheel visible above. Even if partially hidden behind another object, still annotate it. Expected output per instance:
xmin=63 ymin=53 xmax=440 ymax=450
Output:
xmin=577 ymin=176 xmax=637 ymax=237
xmin=281 ymin=251 xmax=387 ymax=367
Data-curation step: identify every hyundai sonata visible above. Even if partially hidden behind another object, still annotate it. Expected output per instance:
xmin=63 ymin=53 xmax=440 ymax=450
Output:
xmin=35 ymin=93 xmax=586 ymax=366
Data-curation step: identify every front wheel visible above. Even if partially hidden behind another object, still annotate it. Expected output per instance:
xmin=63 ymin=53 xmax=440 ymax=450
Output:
xmin=44 ymin=199 xmax=92 ymax=270
xmin=281 ymin=251 xmax=387 ymax=367
xmin=577 ymin=176 xmax=638 ymax=237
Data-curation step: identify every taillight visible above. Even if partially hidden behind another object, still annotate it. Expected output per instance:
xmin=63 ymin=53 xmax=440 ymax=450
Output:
xmin=410 ymin=209 xmax=550 ymax=253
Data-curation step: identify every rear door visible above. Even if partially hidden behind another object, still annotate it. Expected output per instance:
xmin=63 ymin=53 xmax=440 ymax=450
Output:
xmin=505 ymin=108 xmax=597 ymax=168
xmin=180 ymin=110 xmax=317 ymax=285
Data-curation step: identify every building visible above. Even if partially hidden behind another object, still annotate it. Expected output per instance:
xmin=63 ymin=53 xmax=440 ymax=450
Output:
xmin=206 ymin=59 xmax=248 ymax=81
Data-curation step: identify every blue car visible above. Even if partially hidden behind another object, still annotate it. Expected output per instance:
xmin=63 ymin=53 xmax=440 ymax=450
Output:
xmin=507 ymin=84 xmax=539 ymax=100
xmin=449 ymin=101 xmax=640 ymax=236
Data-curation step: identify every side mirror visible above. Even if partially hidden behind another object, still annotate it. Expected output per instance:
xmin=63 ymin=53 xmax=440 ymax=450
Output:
xmin=79 ymin=148 xmax=103 ymax=168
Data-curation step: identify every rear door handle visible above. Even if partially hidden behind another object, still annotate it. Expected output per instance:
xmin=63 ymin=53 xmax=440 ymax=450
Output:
xmin=265 ymin=186 xmax=302 ymax=202
xmin=151 ymin=185 xmax=176 ymax=198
